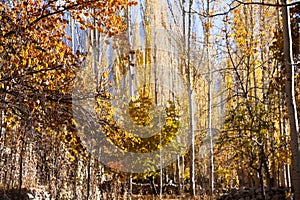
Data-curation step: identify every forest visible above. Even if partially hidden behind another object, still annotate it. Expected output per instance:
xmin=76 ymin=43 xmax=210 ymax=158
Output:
xmin=0 ymin=0 xmax=300 ymax=199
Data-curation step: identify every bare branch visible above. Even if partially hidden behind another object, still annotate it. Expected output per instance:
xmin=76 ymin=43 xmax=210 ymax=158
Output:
xmin=188 ymin=0 xmax=300 ymax=18
xmin=235 ymin=0 xmax=300 ymax=7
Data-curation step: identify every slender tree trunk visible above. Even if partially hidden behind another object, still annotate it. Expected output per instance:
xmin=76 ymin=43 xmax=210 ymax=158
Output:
xmin=87 ymin=153 xmax=91 ymax=200
xmin=205 ymin=0 xmax=214 ymax=196
xmin=160 ymin=156 xmax=163 ymax=198
xmin=186 ymin=0 xmax=195 ymax=196
xmin=181 ymin=155 xmax=185 ymax=194
xmin=18 ymin=137 xmax=24 ymax=200
xmin=258 ymin=167 xmax=266 ymax=200
xmin=129 ymin=173 xmax=132 ymax=195
xmin=281 ymin=1 xmax=300 ymax=199
xmin=150 ymin=176 xmax=158 ymax=195
xmin=18 ymin=123 xmax=28 ymax=200
xmin=176 ymin=155 xmax=181 ymax=194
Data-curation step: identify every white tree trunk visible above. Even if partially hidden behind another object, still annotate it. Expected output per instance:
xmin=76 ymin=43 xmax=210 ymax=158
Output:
xmin=186 ymin=0 xmax=196 ymax=196
xmin=281 ymin=1 xmax=300 ymax=199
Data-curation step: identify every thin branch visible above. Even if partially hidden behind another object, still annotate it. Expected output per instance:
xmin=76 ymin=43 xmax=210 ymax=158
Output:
xmin=188 ymin=0 xmax=300 ymax=18
xmin=235 ymin=0 xmax=300 ymax=7
xmin=188 ymin=1 xmax=241 ymax=17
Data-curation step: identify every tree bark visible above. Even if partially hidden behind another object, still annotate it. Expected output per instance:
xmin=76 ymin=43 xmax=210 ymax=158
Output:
xmin=281 ymin=1 xmax=300 ymax=199
xmin=86 ymin=153 xmax=91 ymax=200
xmin=187 ymin=0 xmax=196 ymax=196
xmin=205 ymin=0 xmax=214 ymax=196
xmin=176 ymin=155 xmax=181 ymax=194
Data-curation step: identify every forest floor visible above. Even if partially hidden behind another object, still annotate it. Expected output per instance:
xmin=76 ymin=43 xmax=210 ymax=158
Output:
xmin=130 ymin=194 xmax=215 ymax=200
xmin=0 ymin=188 xmax=215 ymax=200
xmin=0 ymin=187 xmax=290 ymax=199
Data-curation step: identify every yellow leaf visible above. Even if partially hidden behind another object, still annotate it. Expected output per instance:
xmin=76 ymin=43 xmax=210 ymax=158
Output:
xmin=103 ymin=72 xmax=108 ymax=78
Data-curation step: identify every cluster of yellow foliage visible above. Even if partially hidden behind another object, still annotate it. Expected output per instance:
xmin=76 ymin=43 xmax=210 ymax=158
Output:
xmin=0 ymin=0 xmax=136 ymax=162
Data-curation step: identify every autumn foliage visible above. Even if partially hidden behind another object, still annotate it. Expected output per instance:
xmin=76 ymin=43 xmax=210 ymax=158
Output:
xmin=0 ymin=0 xmax=136 ymax=197
xmin=1 ymin=0 xmax=300 ymax=199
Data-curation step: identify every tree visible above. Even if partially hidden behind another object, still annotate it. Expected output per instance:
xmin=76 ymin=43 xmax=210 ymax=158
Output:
xmin=0 ymin=0 xmax=135 ymax=198
xmin=281 ymin=1 xmax=300 ymax=199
